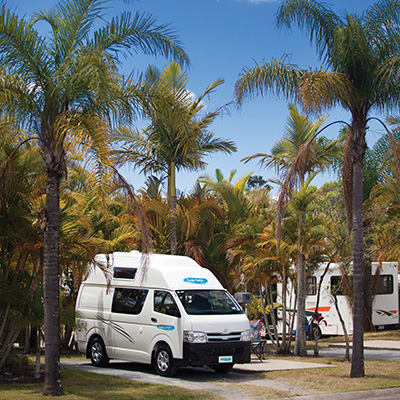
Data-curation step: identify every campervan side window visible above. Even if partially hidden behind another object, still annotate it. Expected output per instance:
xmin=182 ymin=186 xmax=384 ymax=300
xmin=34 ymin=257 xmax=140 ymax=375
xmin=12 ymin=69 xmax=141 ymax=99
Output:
xmin=154 ymin=291 xmax=179 ymax=314
xmin=113 ymin=267 xmax=137 ymax=279
xmin=112 ymin=288 xmax=148 ymax=314
xmin=306 ymin=276 xmax=317 ymax=295
xmin=377 ymin=275 xmax=393 ymax=295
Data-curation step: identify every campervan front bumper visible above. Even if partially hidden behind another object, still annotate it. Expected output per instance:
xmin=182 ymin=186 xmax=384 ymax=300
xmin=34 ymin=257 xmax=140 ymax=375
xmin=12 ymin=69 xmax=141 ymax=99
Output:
xmin=180 ymin=341 xmax=251 ymax=366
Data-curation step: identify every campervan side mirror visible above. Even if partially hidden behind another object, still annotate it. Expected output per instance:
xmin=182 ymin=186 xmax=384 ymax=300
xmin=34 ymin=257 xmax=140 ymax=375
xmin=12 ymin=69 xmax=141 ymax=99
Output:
xmin=166 ymin=307 xmax=181 ymax=318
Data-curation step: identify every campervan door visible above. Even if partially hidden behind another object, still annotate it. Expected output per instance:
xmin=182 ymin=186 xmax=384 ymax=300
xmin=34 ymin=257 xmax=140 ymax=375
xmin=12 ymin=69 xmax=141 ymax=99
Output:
xmin=371 ymin=262 xmax=399 ymax=327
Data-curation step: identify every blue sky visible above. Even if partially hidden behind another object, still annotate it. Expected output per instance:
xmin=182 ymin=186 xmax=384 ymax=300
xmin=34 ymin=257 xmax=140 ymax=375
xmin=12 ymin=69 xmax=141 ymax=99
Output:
xmin=12 ymin=0 xmax=385 ymax=193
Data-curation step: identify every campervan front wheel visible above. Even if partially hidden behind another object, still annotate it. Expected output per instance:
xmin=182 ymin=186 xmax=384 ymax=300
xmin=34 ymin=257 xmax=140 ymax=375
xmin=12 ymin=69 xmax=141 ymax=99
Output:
xmin=90 ymin=337 xmax=110 ymax=367
xmin=154 ymin=345 xmax=178 ymax=377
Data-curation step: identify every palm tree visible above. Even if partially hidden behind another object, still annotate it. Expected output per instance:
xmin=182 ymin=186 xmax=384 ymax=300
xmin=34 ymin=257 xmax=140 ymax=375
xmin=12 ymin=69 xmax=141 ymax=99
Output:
xmin=115 ymin=61 xmax=236 ymax=254
xmin=0 ymin=0 xmax=188 ymax=394
xmin=199 ymin=169 xmax=263 ymax=291
xmin=234 ymin=0 xmax=400 ymax=377
xmin=242 ymin=104 xmax=338 ymax=181
xmin=243 ymin=104 xmax=340 ymax=355
xmin=0 ymin=123 xmax=45 ymax=369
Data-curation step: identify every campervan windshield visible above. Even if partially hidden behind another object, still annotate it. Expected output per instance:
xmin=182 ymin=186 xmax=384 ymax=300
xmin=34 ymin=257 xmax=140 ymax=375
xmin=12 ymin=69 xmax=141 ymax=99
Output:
xmin=176 ymin=290 xmax=243 ymax=315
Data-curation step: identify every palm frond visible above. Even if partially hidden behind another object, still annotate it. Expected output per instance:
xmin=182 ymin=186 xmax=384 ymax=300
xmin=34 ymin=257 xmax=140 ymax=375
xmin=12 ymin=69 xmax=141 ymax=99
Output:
xmin=92 ymin=12 xmax=189 ymax=66
xmin=275 ymin=0 xmax=342 ymax=63
xmin=234 ymin=58 xmax=304 ymax=106
xmin=0 ymin=6 xmax=50 ymax=82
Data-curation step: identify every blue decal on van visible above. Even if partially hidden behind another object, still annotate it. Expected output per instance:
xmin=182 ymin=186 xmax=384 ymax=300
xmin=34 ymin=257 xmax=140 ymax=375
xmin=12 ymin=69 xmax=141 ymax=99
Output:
xmin=157 ymin=325 xmax=175 ymax=331
xmin=183 ymin=277 xmax=208 ymax=284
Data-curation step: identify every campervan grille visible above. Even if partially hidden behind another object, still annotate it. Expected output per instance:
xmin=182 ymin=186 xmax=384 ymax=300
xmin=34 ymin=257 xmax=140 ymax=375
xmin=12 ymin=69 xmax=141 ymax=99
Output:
xmin=207 ymin=332 xmax=242 ymax=342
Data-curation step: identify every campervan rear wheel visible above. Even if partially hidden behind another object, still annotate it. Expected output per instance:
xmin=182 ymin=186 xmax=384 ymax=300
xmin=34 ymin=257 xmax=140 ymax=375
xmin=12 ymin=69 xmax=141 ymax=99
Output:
xmin=154 ymin=345 xmax=178 ymax=377
xmin=213 ymin=364 xmax=234 ymax=374
xmin=309 ymin=325 xmax=322 ymax=340
xmin=90 ymin=337 xmax=110 ymax=367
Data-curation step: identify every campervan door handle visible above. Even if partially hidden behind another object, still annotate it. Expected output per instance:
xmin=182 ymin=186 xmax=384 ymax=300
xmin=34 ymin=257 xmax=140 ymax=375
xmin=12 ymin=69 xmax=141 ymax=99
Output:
xmin=151 ymin=318 xmax=157 ymax=323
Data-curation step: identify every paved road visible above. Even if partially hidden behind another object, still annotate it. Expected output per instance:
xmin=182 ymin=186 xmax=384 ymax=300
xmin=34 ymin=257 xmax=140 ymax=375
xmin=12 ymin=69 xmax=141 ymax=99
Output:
xmin=308 ymin=347 xmax=400 ymax=360
xmin=310 ymin=340 xmax=400 ymax=360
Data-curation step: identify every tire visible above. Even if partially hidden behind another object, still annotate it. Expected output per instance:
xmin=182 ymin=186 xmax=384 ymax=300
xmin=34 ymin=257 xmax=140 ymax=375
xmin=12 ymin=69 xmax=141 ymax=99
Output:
xmin=154 ymin=345 xmax=178 ymax=377
xmin=213 ymin=364 xmax=234 ymax=374
xmin=89 ymin=337 xmax=110 ymax=367
xmin=310 ymin=325 xmax=322 ymax=340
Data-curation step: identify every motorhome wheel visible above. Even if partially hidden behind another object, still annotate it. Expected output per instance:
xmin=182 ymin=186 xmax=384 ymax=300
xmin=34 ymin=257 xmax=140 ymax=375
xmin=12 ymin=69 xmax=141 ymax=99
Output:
xmin=90 ymin=337 xmax=109 ymax=367
xmin=154 ymin=345 xmax=178 ymax=376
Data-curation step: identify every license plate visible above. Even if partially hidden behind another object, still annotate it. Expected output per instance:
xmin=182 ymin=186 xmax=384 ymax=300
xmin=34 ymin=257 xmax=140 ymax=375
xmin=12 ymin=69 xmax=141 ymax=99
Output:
xmin=218 ymin=356 xmax=233 ymax=363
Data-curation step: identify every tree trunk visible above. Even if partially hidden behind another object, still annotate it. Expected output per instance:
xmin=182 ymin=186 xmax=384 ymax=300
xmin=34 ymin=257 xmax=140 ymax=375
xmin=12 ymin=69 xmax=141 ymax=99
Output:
xmin=350 ymin=161 xmax=365 ymax=378
xmin=260 ymin=284 xmax=278 ymax=352
xmin=169 ymin=161 xmax=177 ymax=255
xmin=295 ymin=212 xmax=307 ymax=356
xmin=0 ymin=323 xmax=21 ymax=370
xmin=288 ymin=292 xmax=297 ymax=353
xmin=363 ymin=259 xmax=374 ymax=331
xmin=34 ymin=327 xmax=41 ymax=380
xmin=294 ymin=252 xmax=307 ymax=356
xmin=333 ymin=293 xmax=350 ymax=362
xmin=62 ymin=325 xmax=73 ymax=350
xmin=281 ymin=267 xmax=288 ymax=353
xmin=43 ymin=173 xmax=63 ymax=396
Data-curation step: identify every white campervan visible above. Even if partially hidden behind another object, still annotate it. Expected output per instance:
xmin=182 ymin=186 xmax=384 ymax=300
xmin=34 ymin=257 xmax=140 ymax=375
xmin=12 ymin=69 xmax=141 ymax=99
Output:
xmin=75 ymin=251 xmax=251 ymax=376
xmin=277 ymin=262 xmax=399 ymax=337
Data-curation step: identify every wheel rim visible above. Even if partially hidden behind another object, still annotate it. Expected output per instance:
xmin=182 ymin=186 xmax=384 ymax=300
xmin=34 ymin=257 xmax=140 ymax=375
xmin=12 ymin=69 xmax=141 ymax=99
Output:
xmin=92 ymin=342 xmax=103 ymax=363
xmin=157 ymin=350 xmax=169 ymax=372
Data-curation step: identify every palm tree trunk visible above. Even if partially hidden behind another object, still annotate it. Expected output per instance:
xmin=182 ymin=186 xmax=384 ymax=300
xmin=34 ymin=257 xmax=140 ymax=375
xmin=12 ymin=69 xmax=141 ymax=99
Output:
xmin=34 ymin=326 xmax=41 ymax=379
xmin=281 ymin=267 xmax=287 ymax=352
xmin=169 ymin=161 xmax=177 ymax=255
xmin=43 ymin=173 xmax=63 ymax=396
xmin=333 ymin=292 xmax=350 ymax=361
xmin=0 ymin=319 xmax=21 ymax=370
xmin=363 ymin=259 xmax=374 ymax=331
xmin=295 ymin=211 xmax=307 ymax=356
xmin=350 ymin=161 xmax=365 ymax=378
xmin=294 ymin=251 xmax=307 ymax=355
xmin=259 ymin=284 xmax=278 ymax=352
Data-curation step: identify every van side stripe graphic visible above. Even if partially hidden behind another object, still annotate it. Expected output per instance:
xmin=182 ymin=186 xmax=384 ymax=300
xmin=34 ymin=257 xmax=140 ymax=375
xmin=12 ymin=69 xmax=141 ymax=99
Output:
xmin=374 ymin=309 xmax=398 ymax=317
xmin=306 ymin=306 xmax=331 ymax=312
xmin=96 ymin=315 xmax=135 ymax=343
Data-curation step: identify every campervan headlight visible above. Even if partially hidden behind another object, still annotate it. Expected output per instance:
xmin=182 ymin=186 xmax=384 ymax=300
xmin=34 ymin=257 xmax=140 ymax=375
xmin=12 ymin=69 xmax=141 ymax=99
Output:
xmin=183 ymin=330 xmax=207 ymax=343
xmin=241 ymin=329 xmax=252 ymax=342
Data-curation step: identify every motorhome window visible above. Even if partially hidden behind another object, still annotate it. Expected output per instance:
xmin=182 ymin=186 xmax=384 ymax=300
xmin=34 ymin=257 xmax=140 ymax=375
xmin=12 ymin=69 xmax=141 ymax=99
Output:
xmin=377 ymin=275 xmax=393 ymax=295
xmin=330 ymin=276 xmax=344 ymax=295
xmin=306 ymin=276 xmax=317 ymax=295
xmin=113 ymin=268 xmax=137 ymax=279
xmin=112 ymin=288 xmax=148 ymax=314
xmin=176 ymin=290 xmax=243 ymax=315
xmin=154 ymin=291 xmax=178 ymax=314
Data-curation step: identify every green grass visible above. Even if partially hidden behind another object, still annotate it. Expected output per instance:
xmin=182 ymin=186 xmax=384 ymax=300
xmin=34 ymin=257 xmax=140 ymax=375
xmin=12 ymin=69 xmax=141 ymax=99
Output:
xmin=0 ymin=369 xmax=221 ymax=400
xmin=264 ymin=357 xmax=400 ymax=394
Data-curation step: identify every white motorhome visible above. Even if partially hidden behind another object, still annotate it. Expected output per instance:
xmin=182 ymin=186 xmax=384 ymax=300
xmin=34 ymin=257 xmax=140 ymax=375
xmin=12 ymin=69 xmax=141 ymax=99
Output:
xmin=75 ymin=251 xmax=251 ymax=376
xmin=277 ymin=262 xmax=399 ymax=337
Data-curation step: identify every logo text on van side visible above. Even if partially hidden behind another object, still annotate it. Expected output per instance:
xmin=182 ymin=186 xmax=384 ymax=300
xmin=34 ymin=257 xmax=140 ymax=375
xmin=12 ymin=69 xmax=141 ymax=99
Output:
xmin=157 ymin=325 xmax=175 ymax=331
xmin=183 ymin=277 xmax=208 ymax=284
